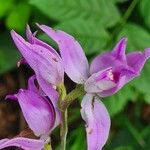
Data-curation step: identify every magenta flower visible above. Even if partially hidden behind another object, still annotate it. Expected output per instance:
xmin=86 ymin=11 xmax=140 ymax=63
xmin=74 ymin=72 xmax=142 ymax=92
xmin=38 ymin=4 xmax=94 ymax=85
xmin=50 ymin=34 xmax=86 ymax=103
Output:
xmin=11 ymin=26 xmax=63 ymax=132
xmin=81 ymin=94 xmax=110 ymax=150
xmin=0 ymin=138 xmax=45 ymax=150
xmin=0 ymin=76 xmax=56 ymax=150
xmin=36 ymin=24 xmax=150 ymax=150
xmin=11 ymin=25 xmax=64 ymax=104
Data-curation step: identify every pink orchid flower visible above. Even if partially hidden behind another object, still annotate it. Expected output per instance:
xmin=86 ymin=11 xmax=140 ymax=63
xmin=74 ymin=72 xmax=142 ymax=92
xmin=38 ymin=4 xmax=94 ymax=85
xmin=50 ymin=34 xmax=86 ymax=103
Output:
xmin=37 ymin=24 xmax=150 ymax=150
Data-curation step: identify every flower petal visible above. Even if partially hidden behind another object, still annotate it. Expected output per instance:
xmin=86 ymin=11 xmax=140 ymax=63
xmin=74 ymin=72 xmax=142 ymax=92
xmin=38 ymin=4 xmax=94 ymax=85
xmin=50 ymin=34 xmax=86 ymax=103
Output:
xmin=37 ymin=24 xmax=90 ymax=83
xmin=11 ymin=30 xmax=64 ymax=85
xmin=36 ymin=73 xmax=61 ymax=128
xmin=90 ymin=38 xmax=127 ymax=75
xmin=28 ymin=75 xmax=39 ymax=93
xmin=26 ymin=25 xmax=61 ymax=58
xmin=127 ymin=48 xmax=150 ymax=73
xmin=81 ymin=94 xmax=110 ymax=150
xmin=11 ymin=30 xmax=37 ymax=69
xmin=90 ymin=52 xmax=122 ymax=75
xmin=0 ymin=137 xmax=45 ymax=150
xmin=85 ymin=68 xmax=117 ymax=93
xmin=97 ymin=67 xmax=137 ymax=97
xmin=111 ymin=38 xmax=127 ymax=62
xmin=8 ymin=89 xmax=55 ymax=137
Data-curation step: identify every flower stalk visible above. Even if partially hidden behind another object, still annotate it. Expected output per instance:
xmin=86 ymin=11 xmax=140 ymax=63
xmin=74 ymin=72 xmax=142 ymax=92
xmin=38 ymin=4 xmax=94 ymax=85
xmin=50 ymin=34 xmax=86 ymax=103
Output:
xmin=60 ymin=109 xmax=68 ymax=150
xmin=58 ymin=84 xmax=85 ymax=150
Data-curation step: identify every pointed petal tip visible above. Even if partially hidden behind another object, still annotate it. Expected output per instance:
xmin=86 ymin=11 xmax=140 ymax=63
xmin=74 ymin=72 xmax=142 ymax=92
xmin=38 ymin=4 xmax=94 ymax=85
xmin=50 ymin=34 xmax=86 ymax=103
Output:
xmin=121 ymin=37 xmax=128 ymax=42
xmin=145 ymin=48 xmax=150 ymax=56
xmin=26 ymin=24 xmax=30 ymax=30
xmin=117 ymin=37 xmax=128 ymax=46
xmin=5 ymin=94 xmax=17 ymax=100
xmin=0 ymin=137 xmax=45 ymax=150
xmin=10 ymin=30 xmax=16 ymax=37
xmin=35 ymin=22 xmax=40 ymax=27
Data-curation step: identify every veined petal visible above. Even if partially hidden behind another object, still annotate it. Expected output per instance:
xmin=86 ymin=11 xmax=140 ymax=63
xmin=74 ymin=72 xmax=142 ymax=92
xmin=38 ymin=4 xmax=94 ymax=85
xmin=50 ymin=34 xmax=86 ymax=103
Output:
xmin=90 ymin=52 xmax=121 ymax=74
xmin=0 ymin=137 xmax=45 ymax=150
xmin=111 ymin=38 xmax=127 ymax=62
xmin=11 ymin=30 xmax=37 ymax=69
xmin=81 ymin=94 xmax=110 ymax=150
xmin=90 ymin=38 xmax=127 ymax=74
xmin=97 ymin=67 xmax=137 ymax=97
xmin=26 ymin=25 xmax=61 ymax=58
xmin=26 ymin=24 xmax=37 ymax=43
xmin=7 ymin=89 xmax=55 ymax=137
xmin=127 ymin=48 xmax=150 ymax=73
xmin=37 ymin=24 xmax=90 ymax=84
xmin=99 ymin=76 xmax=126 ymax=97
xmin=28 ymin=75 xmax=39 ymax=93
xmin=36 ymin=73 xmax=61 ymax=128
xmin=11 ymin=30 xmax=64 ymax=85
xmin=85 ymin=68 xmax=117 ymax=93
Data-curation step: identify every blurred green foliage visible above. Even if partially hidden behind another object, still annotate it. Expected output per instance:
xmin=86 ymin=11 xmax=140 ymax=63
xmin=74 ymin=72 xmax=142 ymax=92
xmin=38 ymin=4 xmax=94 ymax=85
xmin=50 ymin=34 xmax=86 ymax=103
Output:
xmin=0 ymin=0 xmax=150 ymax=149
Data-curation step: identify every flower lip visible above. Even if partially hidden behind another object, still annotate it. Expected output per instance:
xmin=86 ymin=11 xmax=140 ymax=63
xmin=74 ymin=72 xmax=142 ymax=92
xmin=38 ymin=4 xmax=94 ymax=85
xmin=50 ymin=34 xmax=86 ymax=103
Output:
xmin=95 ymin=68 xmax=114 ymax=82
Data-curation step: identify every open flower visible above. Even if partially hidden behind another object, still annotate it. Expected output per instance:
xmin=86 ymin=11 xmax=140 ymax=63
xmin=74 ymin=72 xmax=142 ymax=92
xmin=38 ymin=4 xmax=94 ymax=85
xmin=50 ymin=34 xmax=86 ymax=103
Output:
xmin=0 ymin=76 xmax=57 ymax=150
xmin=37 ymin=24 xmax=150 ymax=150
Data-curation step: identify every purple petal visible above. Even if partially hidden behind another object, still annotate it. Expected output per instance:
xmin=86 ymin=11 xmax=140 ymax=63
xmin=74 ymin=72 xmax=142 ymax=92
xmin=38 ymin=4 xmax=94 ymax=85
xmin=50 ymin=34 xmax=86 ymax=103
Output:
xmin=98 ymin=76 xmax=126 ymax=97
xmin=26 ymin=24 xmax=36 ymax=43
xmin=111 ymin=38 xmax=127 ymax=62
xmin=37 ymin=24 xmax=90 ymax=84
xmin=127 ymin=48 xmax=150 ymax=73
xmin=11 ymin=30 xmax=64 ymax=85
xmin=0 ymin=137 xmax=45 ymax=150
xmin=97 ymin=67 xmax=137 ymax=97
xmin=28 ymin=75 xmax=39 ymax=93
xmin=85 ymin=68 xmax=117 ymax=93
xmin=90 ymin=52 xmax=122 ymax=75
xmin=90 ymin=38 xmax=127 ymax=75
xmin=17 ymin=58 xmax=27 ymax=67
xmin=11 ymin=30 xmax=37 ymax=69
xmin=81 ymin=94 xmax=110 ymax=150
xmin=26 ymin=25 xmax=61 ymax=58
xmin=36 ymin=73 xmax=61 ymax=128
xmin=8 ymin=89 xmax=55 ymax=137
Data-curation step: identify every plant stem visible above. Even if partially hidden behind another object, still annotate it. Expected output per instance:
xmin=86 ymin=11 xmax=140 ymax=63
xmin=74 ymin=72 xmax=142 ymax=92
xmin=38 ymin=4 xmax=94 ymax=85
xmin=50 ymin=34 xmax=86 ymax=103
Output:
xmin=106 ymin=0 xmax=139 ymax=49
xmin=58 ymin=84 xmax=85 ymax=150
xmin=60 ymin=109 xmax=68 ymax=150
xmin=60 ymin=85 xmax=85 ymax=111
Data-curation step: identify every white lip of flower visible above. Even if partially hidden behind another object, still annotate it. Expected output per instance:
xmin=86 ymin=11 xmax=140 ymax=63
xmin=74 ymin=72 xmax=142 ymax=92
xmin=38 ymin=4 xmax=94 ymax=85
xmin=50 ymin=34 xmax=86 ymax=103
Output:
xmin=107 ymin=69 xmax=114 ymax=81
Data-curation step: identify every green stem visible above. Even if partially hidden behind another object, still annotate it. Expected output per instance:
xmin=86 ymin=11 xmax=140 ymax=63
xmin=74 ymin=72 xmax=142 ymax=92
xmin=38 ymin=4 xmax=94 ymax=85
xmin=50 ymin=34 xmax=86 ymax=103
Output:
xmin=57 ymin=84 xmax=85 ymax=150
xmin=60 ymin=85 xmax=85 ymax=111
xmin=60 ymin=109 xmax=68 ymax=150
xmin=106 ymin=0 xmax=139 ymax=49
xmin=44 ymin=143 xmax=52 ymax=150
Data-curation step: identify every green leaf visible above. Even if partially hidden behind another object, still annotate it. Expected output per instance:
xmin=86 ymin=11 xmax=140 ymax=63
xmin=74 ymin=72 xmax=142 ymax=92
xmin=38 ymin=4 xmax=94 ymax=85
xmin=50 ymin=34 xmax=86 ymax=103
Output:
xmin=0 ymin=33 xmax=19 ymax=74
xmin=139 ymin=0 xmax=150 ymax=28
xmin=56 ymin=19 xmax=110 ymax=54
xmin=118 ymin=23 xmax=150 ymax=104
xmin=0 ymin=0 xmax=14 ymax=18
xmin=118 ymin=23 xmax=150 ymax=51
xmin=6 ymin=3 xmax=31 ymax=31
xmin=112 ymin=146 xmax=133 ymax=150
xmin=68 ymin=125 xmax=86 ymax=150
xmin=30 ymin=0 xmax=120 ymax=27
xmin=104 ymin=83 xmax=136 ymax=117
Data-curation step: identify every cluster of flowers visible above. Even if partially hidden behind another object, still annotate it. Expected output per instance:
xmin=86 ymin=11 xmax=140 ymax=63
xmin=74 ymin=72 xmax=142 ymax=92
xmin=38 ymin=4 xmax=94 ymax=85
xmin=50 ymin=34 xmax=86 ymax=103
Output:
xmin=0 ymin=24 xmax=150 ymax=150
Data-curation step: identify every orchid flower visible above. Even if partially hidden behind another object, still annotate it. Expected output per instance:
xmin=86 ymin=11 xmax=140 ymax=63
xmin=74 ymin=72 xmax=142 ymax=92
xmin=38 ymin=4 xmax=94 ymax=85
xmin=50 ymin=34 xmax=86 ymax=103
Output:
xmin=11 ymin=25 xmax=64 ymax=105
xmin=11 ymin=26 xmax=63 ymax=131
xmin=36 ymin=24 xmax=150 ymax=150
xmin=0 ymin=76 xmax=57 ymax=150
